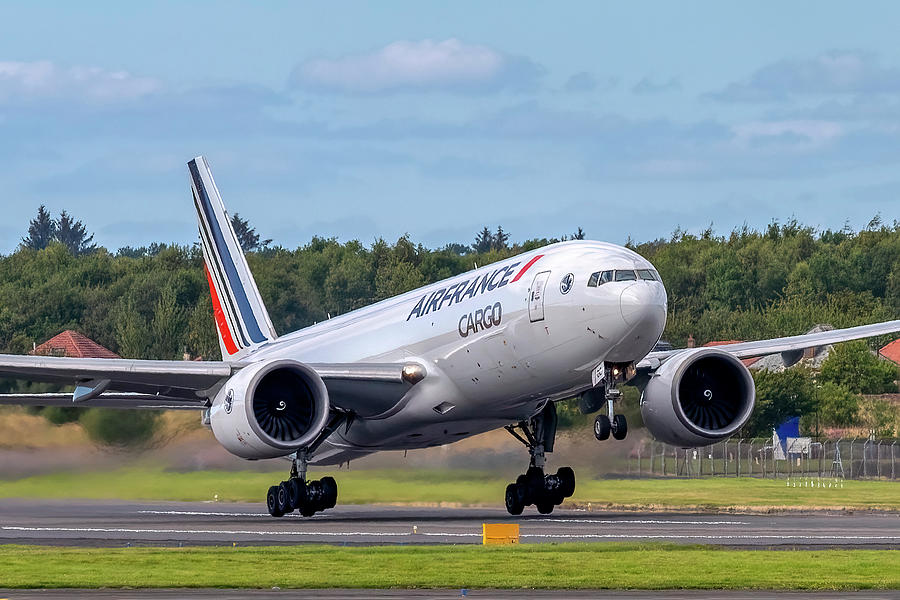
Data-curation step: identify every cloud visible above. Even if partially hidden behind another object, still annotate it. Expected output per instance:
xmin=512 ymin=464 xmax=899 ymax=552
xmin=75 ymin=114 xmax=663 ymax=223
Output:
xmin=708 ymin=50 xmax=900 ymax=102
xmin=288 ymin=39 xmax=543 ymax=94
xmin=632 ymin=77 xmax=681 ymax=95
xmin=0 ymin=60 xmax=161 ymax=104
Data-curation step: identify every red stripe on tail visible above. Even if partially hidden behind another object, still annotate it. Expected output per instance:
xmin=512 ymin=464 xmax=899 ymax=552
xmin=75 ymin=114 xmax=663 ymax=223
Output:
xmin=510 ymin=254 xmax=544 ymax=283
xmin=205 ymin=263 xmax=240 ymax=356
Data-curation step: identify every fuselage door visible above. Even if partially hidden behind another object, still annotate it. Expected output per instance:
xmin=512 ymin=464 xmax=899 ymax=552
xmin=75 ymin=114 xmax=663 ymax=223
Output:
xmin=528 ymin=270 xmax=551 ymax=322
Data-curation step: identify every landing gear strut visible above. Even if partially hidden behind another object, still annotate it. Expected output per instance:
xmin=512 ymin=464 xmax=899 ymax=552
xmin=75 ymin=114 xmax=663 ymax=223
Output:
xmin=504 ymin=402 xmax=576 ymax=515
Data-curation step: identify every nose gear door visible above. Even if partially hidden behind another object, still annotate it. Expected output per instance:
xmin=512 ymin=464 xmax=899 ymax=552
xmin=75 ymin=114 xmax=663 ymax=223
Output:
xmin=528 ymin=270 xmax=551 ymax=322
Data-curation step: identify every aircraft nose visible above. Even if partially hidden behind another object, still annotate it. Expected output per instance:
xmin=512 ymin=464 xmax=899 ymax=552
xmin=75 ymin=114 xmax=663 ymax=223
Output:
xmin=619 ymin=282 xmax=667 ymax=329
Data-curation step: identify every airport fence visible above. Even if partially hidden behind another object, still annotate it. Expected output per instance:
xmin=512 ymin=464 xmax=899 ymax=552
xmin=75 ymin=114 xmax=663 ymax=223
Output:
xmin=627 ymin=437 xmax=898 ymax=480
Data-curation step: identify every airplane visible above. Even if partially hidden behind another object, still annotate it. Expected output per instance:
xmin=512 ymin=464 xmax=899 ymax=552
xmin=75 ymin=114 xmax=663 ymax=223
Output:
xmin=1 ymin=155 xmax=898 ymax=517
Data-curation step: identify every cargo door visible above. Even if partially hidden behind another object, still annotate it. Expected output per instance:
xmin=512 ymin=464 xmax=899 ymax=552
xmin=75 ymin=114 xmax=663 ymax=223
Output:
xmin=528 ymin=270 xmax=551 ymax=322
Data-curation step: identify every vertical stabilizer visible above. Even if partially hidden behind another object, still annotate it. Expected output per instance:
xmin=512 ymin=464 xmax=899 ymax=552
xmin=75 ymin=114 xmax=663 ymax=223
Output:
xmin=188 ymin=156 xmax=276 ymax=360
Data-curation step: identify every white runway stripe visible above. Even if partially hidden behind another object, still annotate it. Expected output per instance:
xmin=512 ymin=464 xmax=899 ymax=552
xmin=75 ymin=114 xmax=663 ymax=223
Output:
xmin=3 ymin=526 xmax=899 ymax=542
xmin=535 ymin=519 xmax=751 ymax=525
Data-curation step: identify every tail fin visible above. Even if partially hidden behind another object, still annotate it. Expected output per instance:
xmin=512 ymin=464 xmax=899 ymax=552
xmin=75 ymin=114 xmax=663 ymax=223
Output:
xmin=188 ymin=156 xmax=276 ymax=360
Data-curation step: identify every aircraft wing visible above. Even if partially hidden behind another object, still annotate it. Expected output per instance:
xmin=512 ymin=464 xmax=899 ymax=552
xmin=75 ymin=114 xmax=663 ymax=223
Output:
xmin=0 ymin=354 xmax=424 ymax=416
xmin=637 ymin=319 xmax=900 ymax=369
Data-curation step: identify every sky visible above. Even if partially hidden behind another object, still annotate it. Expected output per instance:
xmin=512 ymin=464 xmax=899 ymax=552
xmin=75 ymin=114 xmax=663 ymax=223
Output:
xmin=2 ymin=1 xmax=900 ymax=253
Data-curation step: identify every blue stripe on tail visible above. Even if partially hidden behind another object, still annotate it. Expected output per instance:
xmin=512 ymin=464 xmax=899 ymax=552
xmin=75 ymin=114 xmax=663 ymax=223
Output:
xmin=189 ymin=160 xmax=268 ymax=345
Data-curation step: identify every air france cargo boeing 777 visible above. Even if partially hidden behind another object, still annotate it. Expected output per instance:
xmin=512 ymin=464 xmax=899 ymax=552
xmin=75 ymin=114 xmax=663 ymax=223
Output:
xmin=1 ymin=156 xmax=898 ymax=516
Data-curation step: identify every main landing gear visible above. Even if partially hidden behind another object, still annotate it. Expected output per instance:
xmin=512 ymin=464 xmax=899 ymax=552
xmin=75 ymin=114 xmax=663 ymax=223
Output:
xmin=266 ymin=451 xmax=338 ymax=517
xmin=504 ymin=402 xmax=576 ymax=515
xmin=265 ymin=412 xmax=350 ymax=518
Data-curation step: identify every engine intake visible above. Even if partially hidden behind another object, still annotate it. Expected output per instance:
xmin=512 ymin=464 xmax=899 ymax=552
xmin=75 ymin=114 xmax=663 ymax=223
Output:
xmin=210 ymin=359 xmax=330 ymax=459
xmin=640 ymin=348 xmax=755 ymax=447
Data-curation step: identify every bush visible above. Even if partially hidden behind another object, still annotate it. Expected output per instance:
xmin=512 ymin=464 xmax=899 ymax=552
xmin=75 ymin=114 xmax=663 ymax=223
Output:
xmin=40 ymin=406 xmax=82 ymax=425
xmin=78 ymin=409 xmax=161 ymax=448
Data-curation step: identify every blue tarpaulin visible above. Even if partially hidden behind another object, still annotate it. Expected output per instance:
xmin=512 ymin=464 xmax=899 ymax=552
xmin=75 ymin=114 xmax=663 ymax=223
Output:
xmin=774 ymin=416 xmax=800 ymax=453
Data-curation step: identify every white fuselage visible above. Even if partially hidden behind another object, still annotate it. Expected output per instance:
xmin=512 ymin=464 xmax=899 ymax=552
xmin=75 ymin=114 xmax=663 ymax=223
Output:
xmin=248 ymin=240 xmax=668 ymax=464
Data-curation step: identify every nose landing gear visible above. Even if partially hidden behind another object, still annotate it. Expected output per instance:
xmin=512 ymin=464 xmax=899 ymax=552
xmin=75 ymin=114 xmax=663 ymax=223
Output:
xmin=504 ymin=402 xmax=576 ymax=515
xmin=586 ymin=363 xmax=630 ymax=442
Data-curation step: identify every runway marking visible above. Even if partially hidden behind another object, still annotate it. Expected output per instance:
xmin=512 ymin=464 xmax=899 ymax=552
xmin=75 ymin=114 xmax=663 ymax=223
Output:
xmin=3 ymin=526 xmax=899 ymax=542
xmin=137 ymin=511 xmax=752 ymax=526
xmin=535 ymin=519 xmax=751 ymax=525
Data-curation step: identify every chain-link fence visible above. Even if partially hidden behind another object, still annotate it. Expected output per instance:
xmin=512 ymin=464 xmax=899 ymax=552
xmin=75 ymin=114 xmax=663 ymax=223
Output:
xmin=628 ymin=438 xmax=898 ymax=479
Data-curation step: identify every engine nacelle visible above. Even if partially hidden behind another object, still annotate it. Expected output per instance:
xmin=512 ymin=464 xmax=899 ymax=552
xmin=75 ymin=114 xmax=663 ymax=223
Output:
xmin=640 ymin=348 xmax=755 ymax=447
xmin=209 ymin=359 xmax=330 ymax=459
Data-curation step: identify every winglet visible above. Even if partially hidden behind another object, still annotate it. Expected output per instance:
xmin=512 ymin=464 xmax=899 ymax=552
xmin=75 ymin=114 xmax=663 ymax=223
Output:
xmin=188 ymin=156 xmax=277 ymax=360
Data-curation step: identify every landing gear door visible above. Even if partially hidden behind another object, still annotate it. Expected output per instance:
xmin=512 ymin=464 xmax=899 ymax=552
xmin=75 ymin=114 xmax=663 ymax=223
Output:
xmin=528 ymin=270 xmax=551 ymax=322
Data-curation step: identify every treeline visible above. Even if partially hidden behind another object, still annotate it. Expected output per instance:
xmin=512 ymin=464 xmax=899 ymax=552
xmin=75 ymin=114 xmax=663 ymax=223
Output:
xmin=3 ymin=213 xmax=898 ymax=360
xmin=2 ymin=210 xmax=900 ymax=441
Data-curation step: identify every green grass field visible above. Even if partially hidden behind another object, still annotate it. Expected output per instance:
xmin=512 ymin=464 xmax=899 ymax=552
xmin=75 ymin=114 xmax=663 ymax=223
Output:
xmin=1 ymin=467 xmax=898 ymax=510
xmin=0 ymin=543 xmax=898 ymax=589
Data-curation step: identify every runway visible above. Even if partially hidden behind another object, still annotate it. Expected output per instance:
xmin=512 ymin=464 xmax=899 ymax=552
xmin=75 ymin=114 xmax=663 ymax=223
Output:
xmin=0 ymin=499 xmax=898 ymax=548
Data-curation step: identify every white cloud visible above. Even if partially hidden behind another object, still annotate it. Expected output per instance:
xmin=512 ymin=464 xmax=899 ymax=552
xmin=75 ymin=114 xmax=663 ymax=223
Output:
xmin=732 ymin=120 xmax=844 ymax=147
xmin=0 ymin=60 xmax=161 ymax=104
xmin=708 ymin=50 xmax=900 ymax=102
xmin=288 ymin=39 xmax=542 ymax=93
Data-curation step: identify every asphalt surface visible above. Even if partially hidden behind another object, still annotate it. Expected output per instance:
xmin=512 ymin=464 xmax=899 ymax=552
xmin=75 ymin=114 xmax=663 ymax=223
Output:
xmin=0 ymin=499 xmax=899 ymax=548
xmin=1 ymin=591 xmax=899 ymax=599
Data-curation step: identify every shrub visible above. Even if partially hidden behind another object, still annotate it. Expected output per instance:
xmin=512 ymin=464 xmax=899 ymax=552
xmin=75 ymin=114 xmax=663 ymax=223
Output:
xmin=79 ymin=409 xmax=161 ymax=448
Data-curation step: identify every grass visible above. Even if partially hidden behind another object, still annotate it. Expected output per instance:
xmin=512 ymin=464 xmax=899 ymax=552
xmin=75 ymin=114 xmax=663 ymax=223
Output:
xmin=1 ymin=467 xmax=899 ymax=511
xmin=0 ymin=543 xmax=898 ymax=589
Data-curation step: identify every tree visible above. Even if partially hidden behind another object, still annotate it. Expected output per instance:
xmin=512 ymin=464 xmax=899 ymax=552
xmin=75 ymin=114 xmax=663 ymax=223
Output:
xmin=79 ymin=408 xmax=160 ymax=447
xmin=21 ymin=205 xmax=56 ymax=250
xmin=55 ymin=210 xmax=97 ymax=255
xmin=492 ymin=226 xmax=510 ymax=251
xmin=572 ymin=227 xmax=586 ymax=240
xmin=231 ymin=213 xmax=271 ymax=252
xmin=819 ymin=341 xmax=899 ymax=394
xmin=473 ymin=227 xmax=493 ymax=253
xmin=816 ymin=382 xmax=859 ymax=427
xmin=744 ymin=368 xmax=817 ymax=437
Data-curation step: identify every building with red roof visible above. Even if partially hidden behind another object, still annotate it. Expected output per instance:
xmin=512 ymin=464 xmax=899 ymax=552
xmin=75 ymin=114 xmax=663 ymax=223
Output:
xmin=30 ymin=330 xmax=120 ymax=359
xmin=701 ymin=340 xmax=761 ymax=368
xmin=880 ymin=339 xmax=900 ymax=366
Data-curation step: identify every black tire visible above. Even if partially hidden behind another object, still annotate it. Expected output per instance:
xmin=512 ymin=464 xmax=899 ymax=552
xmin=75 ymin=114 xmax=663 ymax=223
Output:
xmin=536 ymin=501 xmax=554 ymax=515
xmin=594 ymin=414 xmax=611 ymax=441
xmin=612 ymin=414 xmax=628 ymax=440
xmin=321 ymin=476 xmax=338 ymax=509
xmin=557 ymin=466 xmax=576 ymax=498
xmin=277 ymin=481 xmax=293 ymax=514
xmin=287 ymin=478 xmax=305 ymax=511
xmin=266 ymin=485 xmax=284 ymax=517
xmin=524 ymin=467 xmax=544 ymax=505
xmin=505 ymin=483 xmax=524 ymax=516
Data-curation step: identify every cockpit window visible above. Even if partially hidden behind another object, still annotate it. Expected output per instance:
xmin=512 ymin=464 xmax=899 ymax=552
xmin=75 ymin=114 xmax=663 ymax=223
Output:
xmin=588 ymin=270 xmax=617 ymax=286
xmin=614 ymin=270 xmax=637 ymax=282
xmin=637 ymin=269 xmax=656 ymax=281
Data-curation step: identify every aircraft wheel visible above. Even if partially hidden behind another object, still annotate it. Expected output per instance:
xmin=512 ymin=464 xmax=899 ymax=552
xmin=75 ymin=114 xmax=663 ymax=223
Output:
xmin=287 ymin=478 xmax=305 ymax=511
xmin=594 ymin=414 xmax=611 ymax=441
xmin=556 ymin=467 xmax=576 ymax=498
xmin=536 ymin=500 xmax=554 ymax=515
xmin=505 ymin=483 xmax=524 ymax=515
xmin=266 ymin=485 xmax=284 ymax=517
xmin=276 ymin=481 xmax=294 ymax=514
xmin=321 ymin=476 xmax=338 ymax=509
xmin=612 ymin=414 xmax=628 ymax=440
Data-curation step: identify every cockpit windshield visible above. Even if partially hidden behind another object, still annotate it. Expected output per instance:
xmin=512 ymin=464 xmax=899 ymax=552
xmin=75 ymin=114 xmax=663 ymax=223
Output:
xmin=587 ymin=268 xmax=659 ymax=286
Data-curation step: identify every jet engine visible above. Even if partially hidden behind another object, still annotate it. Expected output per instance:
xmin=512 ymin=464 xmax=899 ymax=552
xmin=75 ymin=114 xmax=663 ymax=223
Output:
xmin=640 ymin=348 xmax=755 ymax=447
xmin=209 ymin=359 xmax=330 ymax=459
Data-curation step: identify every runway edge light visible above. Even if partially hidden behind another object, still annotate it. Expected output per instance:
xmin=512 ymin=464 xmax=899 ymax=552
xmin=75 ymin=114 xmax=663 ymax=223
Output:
xmin=482 ymin=523 xmax=520 ymax=545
